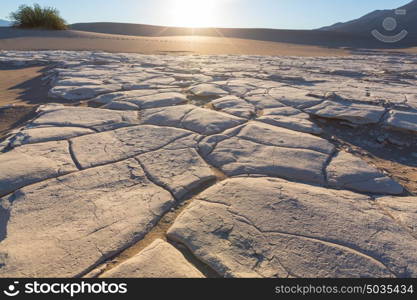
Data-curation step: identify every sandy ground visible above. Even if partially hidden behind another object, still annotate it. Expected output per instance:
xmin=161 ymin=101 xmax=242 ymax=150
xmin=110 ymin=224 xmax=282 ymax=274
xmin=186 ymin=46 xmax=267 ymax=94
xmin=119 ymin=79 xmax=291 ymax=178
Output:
xmin=394 ymin=46 xmax=417 ymax=54
xmin=0 ymin=106 xmax=36 ymax=140
xmin=0 ymin=66 xmax=51 ymax=139
xmin=0 ymin=65 xmax=49 ymax=106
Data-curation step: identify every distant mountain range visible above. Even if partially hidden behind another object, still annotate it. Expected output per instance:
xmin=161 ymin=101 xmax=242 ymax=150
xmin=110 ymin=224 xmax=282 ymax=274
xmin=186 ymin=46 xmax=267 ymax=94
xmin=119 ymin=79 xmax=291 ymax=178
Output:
xmin=320 ymin=0 xmax=417 ymax=36
xmin=0 ymin=19 xmax=11 ymax=27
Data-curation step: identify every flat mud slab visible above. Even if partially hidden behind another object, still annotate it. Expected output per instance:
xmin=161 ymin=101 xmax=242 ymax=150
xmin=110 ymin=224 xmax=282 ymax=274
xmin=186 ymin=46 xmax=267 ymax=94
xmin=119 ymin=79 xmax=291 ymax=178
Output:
xmin=0 ymin=50 xmax=416 ymax=278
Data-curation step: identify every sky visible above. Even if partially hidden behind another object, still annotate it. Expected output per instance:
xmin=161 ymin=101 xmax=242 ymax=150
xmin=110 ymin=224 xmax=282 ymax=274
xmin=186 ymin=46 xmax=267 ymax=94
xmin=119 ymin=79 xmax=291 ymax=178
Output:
xmin=0 ymin=0 xmax=412 ymax=29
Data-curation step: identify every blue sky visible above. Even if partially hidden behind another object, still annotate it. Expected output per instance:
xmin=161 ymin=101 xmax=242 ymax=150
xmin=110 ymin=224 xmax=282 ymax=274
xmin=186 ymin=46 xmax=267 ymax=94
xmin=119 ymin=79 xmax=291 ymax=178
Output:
xmin=0 ymin=0 xmax=412 ymax=29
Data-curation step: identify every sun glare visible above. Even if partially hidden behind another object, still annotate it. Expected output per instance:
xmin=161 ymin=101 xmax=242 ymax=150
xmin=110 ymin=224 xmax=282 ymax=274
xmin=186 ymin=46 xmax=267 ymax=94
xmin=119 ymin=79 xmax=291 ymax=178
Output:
xmin=170 ymin=0 xmax=217 ymax=28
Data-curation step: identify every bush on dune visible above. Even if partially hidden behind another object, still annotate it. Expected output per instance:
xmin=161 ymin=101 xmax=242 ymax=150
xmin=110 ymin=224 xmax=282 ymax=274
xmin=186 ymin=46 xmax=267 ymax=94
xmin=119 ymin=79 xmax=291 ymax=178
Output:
xmin=10 ymin=4 xmax=67 ymax=30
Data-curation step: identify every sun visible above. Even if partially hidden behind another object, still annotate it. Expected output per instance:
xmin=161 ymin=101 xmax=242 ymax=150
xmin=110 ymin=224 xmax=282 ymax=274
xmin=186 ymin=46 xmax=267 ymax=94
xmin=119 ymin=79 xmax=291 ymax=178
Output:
xmin=170 ymin=0 xmax=217 ymax=28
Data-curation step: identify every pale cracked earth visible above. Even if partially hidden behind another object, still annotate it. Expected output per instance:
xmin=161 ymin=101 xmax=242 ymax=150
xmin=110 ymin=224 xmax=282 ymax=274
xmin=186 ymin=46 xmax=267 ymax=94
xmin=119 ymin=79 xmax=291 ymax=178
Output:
xmin=0 ymin=50 xmax=417 ymax=278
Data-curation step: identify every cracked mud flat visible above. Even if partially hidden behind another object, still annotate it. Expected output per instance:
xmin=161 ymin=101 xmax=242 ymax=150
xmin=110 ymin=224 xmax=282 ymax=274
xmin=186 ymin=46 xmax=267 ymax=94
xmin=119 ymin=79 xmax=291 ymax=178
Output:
xmin=0 ymin=50 xmax=417 ymax=278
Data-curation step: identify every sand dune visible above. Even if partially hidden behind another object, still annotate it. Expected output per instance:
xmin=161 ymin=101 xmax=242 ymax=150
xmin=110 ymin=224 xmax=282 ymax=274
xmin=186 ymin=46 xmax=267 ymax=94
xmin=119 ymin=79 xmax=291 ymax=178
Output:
xmin=70 ymin=22 xmax=363 ymax=46
xmin=70 ymin=22 xmax=417 ymax=48
xmin=0 ymin=27 xmax=350 ymax=56
xmin=1 ymin=22 xmax=417 ymax=56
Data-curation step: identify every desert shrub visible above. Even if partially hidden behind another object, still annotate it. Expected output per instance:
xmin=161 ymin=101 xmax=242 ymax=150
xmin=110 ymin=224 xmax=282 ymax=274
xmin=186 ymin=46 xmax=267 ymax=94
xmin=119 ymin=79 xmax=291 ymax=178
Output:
xmin=10 ymin=4 xmax=67 ymax=30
